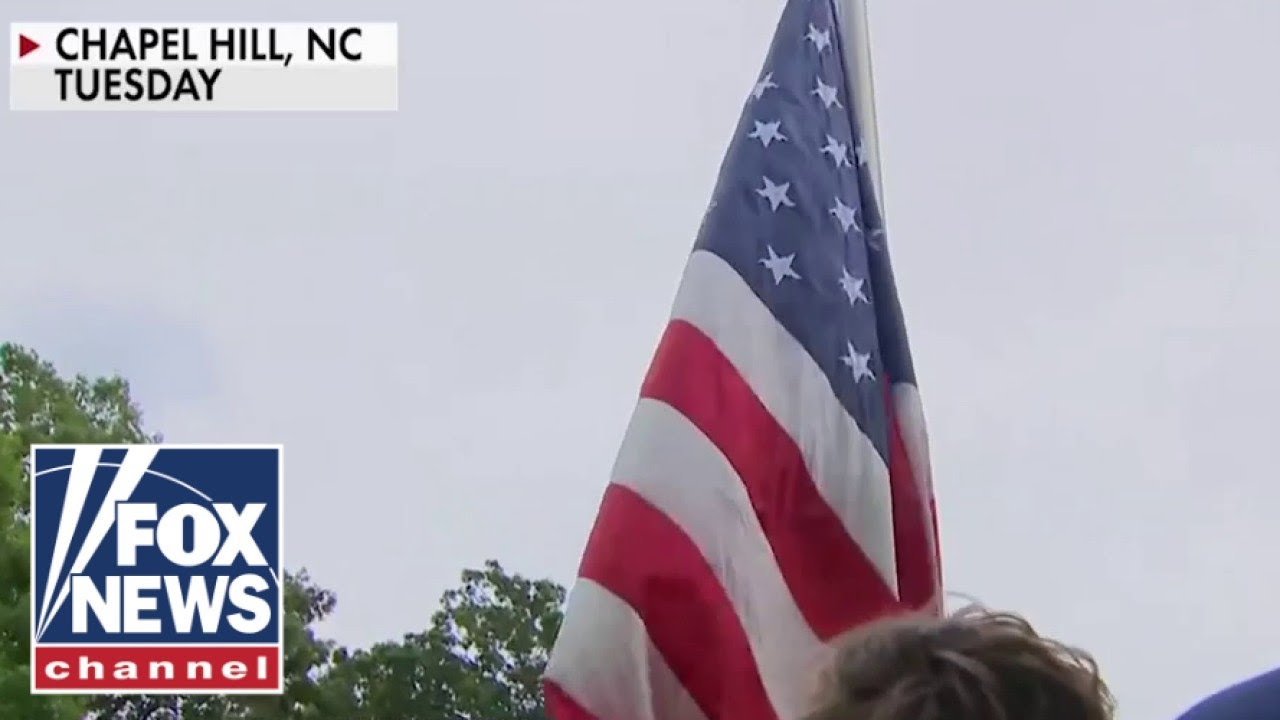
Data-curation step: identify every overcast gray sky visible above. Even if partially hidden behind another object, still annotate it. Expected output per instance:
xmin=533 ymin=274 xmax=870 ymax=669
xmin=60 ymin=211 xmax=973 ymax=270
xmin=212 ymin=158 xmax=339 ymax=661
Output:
xmin=3 ymin=1 xmax=1278 ymax=718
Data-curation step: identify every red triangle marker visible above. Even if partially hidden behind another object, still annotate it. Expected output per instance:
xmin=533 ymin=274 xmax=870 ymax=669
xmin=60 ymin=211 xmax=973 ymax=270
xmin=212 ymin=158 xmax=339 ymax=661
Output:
xmin=18 ymin=34 xmax=39 ymax=58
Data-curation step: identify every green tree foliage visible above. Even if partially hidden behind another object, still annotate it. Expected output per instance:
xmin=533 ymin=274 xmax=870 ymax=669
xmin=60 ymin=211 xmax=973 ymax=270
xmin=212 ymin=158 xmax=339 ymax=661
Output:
xmin=427 ymin=560 xmax=566 ymax=720
xmin=0 ymin=343 xmax=569 ymax=719
xmin=0 ymin=342 xmax=152 ymax=720
xmin=320 ymin=560 xmax=567 ymax=720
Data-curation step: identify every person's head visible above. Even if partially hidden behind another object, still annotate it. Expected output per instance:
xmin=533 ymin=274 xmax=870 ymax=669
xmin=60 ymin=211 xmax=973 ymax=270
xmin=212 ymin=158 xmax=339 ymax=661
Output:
xmin=1176 ymin=666 xmax=1280 ymax=720
xmin=805 ymin=606 xmax=1114 ymax=720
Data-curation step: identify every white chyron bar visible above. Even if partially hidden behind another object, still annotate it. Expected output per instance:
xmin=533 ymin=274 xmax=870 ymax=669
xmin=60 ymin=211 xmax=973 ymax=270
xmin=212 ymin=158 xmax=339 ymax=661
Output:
xmin=9 ymin=22 xmax=398 ymax=111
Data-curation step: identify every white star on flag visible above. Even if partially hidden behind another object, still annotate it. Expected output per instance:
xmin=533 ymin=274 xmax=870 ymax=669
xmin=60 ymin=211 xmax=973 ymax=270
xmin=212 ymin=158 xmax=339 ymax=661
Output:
xmin=748 ymin=120 xmax=787 ymax=147
xmin=839 ymin=268 xmax=869 ymax=305
xmin=751 ymin=72 xmax=778 ymax=100
xmin=840 ymin=342 xmax=875 ymax=382
xmin=812 ymin=77 xmax=841 ymax=108
xmin=805 ymin=24 xmax=831 ymax=52
xmin=830 ymin=198 xmax=859 ymax=232
xmin=820 ymin=135 xmax=850 ymax=168
xmin=757 ymin=176 xmax=795 ymax=211
xmin=759 ymin=246 xmax=801 ymax=284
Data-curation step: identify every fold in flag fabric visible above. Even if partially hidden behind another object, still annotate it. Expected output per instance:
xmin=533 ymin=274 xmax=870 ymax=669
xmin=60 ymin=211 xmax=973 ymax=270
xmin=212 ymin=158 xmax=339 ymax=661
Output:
xmin=543 ymin=1 xmax=942 ymax=719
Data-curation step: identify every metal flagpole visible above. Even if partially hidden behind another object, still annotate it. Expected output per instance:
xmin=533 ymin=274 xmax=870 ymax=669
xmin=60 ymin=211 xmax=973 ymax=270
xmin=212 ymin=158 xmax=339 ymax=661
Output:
xmin=835 ymin=0 xmax=946 ymax=615
xmin=835 ymin=0 xmax=886 ymax=215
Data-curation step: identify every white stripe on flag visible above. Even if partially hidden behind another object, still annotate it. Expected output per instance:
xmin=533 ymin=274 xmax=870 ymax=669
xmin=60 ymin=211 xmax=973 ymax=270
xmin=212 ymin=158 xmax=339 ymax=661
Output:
xmin=546 ymin=578 xmax=710 ymax=720
xmin=891 ymin=383 xmax=933 ymax=498
xmin=613 ymin=399 xmax=833 ymax=720
xmin=670 ymin=250 xmax=897 ymax=591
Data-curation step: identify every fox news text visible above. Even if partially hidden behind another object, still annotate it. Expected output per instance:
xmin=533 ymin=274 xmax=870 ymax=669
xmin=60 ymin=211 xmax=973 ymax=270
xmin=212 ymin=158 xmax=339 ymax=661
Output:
xmin=30 ymin=445 xmax=284 ymax=694
xmin=9 ymin=23 xmax=398 ymax=111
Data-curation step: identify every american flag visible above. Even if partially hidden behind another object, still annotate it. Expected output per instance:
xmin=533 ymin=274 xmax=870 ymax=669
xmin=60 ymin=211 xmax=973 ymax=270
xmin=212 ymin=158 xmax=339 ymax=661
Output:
xmin=544 ymin=1 xmax=941 ymax=719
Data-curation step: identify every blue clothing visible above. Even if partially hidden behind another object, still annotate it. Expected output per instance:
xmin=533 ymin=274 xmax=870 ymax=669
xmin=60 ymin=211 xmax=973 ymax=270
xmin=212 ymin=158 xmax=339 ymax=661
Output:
xmin=1178 ymin=668 xmax=1280 ymax=720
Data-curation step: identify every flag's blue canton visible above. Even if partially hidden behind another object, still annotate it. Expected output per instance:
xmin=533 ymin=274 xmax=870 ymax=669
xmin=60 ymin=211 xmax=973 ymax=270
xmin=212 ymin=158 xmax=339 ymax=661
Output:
xmin=694 ymin=0 xmax=917 ymax=465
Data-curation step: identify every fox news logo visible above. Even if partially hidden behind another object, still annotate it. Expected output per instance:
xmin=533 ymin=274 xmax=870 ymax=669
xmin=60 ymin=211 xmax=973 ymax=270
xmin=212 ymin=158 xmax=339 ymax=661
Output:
xmin=30 ymin=444 xmax=283 ymax=694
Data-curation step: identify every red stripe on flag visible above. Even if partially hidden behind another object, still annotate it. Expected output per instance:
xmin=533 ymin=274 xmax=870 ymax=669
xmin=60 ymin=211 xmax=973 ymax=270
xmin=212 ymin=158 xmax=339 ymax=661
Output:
xmin=544 ymin=680 xmax=604 ymax=720
xmin=640 ymin=320 xmax=900 ymax=639
xmin=579 ymin=483 xmax=779 ymax=720
xmin=885 ymin=383 xmax=938 ymax=610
